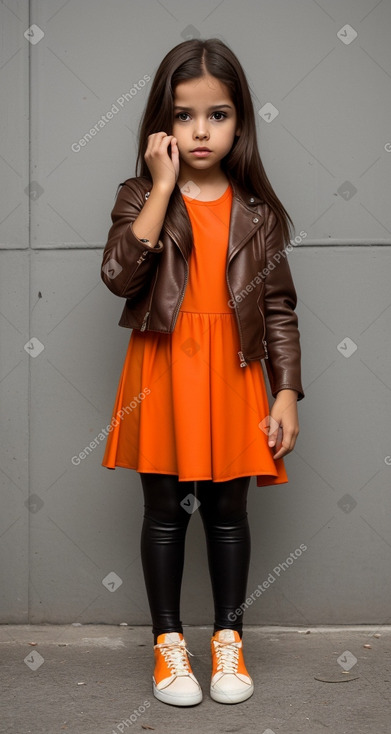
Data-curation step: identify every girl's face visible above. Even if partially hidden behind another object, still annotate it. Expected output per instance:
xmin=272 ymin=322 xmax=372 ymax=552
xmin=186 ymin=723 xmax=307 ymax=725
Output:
xmin=172 ymin=74 xmax=240 ymax=181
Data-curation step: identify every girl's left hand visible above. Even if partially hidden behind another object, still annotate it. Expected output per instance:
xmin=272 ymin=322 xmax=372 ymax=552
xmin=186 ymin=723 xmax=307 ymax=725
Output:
xmin=267 ymin=389 xmax=300 ymax=460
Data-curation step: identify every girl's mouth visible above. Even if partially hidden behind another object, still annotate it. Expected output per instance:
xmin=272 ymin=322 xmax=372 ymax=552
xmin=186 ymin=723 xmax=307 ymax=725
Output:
xmin=191 ymin=148 xmax=212 ymax=157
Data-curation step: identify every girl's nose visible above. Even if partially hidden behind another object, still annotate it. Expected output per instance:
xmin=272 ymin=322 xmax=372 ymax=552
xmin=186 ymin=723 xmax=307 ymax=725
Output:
xmin=193 ymin=121 xmax=209 ymax=140
xmin=194 ymin=131 xmax=209 ymax=141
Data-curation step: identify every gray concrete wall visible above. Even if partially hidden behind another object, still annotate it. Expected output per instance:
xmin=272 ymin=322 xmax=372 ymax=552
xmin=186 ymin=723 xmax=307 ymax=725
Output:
xmin=1 ymin=0 xmax=390 ymax=624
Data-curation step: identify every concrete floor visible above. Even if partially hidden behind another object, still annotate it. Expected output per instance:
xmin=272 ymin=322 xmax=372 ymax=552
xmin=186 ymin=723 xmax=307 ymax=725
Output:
xmin=1 ymin=624 xmax=390 ymax=733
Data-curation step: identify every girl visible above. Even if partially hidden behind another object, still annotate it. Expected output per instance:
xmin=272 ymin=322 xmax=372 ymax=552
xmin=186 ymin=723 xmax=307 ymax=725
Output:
xmin=101 ymin=38 xmax=304 ymax=708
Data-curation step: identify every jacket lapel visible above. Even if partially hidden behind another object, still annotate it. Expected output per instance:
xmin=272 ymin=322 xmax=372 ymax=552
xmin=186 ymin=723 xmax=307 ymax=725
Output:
xmin=227 ymin=180 xmax=264 ymax=264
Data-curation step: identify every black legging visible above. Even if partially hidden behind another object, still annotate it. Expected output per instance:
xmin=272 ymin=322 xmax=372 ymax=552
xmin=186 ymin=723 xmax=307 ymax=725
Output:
xmin=139 ymin=473 xmax=251 ymax=644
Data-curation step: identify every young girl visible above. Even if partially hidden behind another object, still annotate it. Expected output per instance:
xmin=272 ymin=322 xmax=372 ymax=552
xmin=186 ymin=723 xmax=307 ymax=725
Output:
xmin=101 ymin=38 xmax=304 ymax=708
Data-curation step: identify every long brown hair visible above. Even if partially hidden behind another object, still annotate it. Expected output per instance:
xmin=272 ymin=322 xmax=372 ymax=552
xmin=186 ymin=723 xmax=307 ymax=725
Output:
xmin=131 ymin=38 xmax=294 ymax=244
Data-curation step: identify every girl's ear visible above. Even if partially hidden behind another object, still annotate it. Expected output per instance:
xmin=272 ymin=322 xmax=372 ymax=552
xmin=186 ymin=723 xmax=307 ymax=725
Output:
xmin=235 ymin=126 xmax=241 ymax=137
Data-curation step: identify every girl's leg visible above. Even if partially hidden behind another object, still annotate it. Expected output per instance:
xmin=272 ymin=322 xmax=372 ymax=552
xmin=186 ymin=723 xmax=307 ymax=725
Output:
xmin=139 ymin=472 xmax=194 ymax=644
xmin=196 ymin=476 xmax=251 ymax=638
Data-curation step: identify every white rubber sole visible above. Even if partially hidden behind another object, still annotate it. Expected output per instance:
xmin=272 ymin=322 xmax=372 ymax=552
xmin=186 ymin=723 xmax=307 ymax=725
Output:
xmin=210 ymin=681 xmax=254 ymax=704
xmin=153 ymin=680 xmax=203 ymax=707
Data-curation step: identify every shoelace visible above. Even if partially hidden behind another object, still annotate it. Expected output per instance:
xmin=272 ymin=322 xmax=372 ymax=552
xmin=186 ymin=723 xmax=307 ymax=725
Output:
xmin=157 ymin=639 xmax=194 ymax=676
xmin=214 ymin=640 xmax=240 ymax=674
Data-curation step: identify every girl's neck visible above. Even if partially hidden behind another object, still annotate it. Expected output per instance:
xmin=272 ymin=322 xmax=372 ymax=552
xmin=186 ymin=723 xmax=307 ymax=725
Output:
xmin=177 ymin=170 xmax=230 ymax=202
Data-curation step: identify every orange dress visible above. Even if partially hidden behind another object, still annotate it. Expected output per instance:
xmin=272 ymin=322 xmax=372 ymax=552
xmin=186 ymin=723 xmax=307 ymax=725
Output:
xmin=101 ymin=184 xmax=288 ymax=486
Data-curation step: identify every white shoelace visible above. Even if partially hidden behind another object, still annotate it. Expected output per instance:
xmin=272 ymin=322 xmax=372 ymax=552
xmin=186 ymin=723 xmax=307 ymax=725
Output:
xmin=158 ymin=639 xmax=194 ymax=676
xmin=214 ymin=640 xmax=240 ymax=674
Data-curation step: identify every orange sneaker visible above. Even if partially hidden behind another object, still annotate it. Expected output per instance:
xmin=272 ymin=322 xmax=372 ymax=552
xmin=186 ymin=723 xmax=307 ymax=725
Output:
xmin=210 ymin=629 xmax=254 ymax=703
xmin=153 ymin=632 xmax=202 ymax=706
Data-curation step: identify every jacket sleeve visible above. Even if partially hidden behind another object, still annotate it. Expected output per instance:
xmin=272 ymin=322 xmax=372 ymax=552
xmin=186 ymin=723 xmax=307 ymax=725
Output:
xmin=101 ymin=179 xmax=164 ymax=300
xmin=263 ymin=207 xmax=305 ymax=401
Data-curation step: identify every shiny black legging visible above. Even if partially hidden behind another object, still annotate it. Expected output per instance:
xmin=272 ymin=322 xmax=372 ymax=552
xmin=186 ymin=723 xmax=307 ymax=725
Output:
xmin=139 ymin=473 xmax=251 ymax=644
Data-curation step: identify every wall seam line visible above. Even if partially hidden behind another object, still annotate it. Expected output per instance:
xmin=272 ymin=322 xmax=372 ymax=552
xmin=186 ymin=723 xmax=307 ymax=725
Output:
xmin=27 ymin=0 xmax=32 ymax=625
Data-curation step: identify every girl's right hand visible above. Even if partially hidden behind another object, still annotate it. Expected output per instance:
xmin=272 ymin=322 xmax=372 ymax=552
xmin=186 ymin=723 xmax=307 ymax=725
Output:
xmin=144 ymin=132 xmax=180 ymax=193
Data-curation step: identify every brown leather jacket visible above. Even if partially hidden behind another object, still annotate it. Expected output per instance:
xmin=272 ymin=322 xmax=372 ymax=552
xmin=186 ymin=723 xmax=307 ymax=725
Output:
xmin=101 ymin=175 xmax=304 ymax=401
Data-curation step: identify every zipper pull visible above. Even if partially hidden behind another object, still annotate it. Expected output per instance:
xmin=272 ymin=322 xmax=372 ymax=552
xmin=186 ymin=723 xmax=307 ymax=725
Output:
xmin=263 ymin=339 xmax=268 ymax=359
xmin=238 ymin=350 xmax=247 ymax=367
xmin=140 ymin=311 xmax=149 ymax=332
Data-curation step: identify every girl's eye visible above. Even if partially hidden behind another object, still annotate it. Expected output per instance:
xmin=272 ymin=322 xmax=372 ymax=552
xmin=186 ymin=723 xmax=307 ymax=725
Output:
xmin=174 ymin=111 xmax=228 ymax=122
xmin=211 ymin=111 xmax=227 ymax=121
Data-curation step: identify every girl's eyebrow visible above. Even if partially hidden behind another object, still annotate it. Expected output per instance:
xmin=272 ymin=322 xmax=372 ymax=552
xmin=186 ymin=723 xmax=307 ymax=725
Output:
xmin=173 ymin=104 xmax=233 ymax=111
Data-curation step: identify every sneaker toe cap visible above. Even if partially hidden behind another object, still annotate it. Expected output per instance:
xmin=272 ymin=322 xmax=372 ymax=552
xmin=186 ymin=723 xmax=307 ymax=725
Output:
xmin=212 ymin=672 xmax=253 ymax=692
xmin=155 ymin=674 xmax=200 ymax=694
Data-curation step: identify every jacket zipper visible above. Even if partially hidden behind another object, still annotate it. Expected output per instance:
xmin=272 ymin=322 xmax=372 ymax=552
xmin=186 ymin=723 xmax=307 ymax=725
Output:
xmin=237 ymin=350 xmax=247 ymax=368
xmin=258 ymin=305 xmax=268 ymax=359
xmin=140 ymin=267 xmax=159 ymax=331
xmin=140 ymin=311 xmax=149 ymax=332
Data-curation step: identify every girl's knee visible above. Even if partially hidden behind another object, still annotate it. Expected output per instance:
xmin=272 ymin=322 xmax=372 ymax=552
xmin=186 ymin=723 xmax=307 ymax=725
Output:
xmin=140 ymin=472 xmax=194 ymax=525
xmin=197 ymin=476 xmax=251 ymax=524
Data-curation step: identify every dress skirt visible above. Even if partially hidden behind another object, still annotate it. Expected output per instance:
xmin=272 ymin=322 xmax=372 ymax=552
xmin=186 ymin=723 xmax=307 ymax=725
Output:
xmin=101 ymin=184 xmax=288 ymax=487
